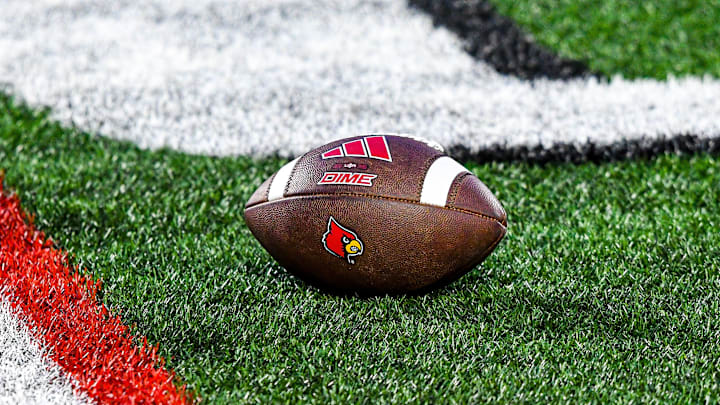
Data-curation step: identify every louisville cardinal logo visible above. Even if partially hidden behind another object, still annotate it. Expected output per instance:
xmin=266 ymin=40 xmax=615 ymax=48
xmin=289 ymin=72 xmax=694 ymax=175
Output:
xmin=322 ymin=217 xmax=364 ymax=264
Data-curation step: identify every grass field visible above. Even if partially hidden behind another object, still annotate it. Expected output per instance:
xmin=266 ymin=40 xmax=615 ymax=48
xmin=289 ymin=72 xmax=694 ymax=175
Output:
xmin=2 ymin=93 xmax=720 ymax=402
xmin=494 ymin=0 xmax=720 ymax=79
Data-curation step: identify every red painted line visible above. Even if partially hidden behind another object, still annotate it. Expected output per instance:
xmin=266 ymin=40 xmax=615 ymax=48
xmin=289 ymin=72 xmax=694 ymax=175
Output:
xmin=0 ymin=179 xmax=192 ymax=404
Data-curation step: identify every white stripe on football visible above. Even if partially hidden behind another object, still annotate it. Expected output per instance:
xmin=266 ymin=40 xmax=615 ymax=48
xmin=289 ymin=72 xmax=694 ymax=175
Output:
xmin=268 ymin=158 xmax=300 ymax=201
xmin=420 ymin=157 xmax=470 ymax=207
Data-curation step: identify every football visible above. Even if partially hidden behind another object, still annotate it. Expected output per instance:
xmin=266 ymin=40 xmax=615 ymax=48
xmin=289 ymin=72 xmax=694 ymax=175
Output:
xmin=244 ymin=135 xmax=507 ymax=294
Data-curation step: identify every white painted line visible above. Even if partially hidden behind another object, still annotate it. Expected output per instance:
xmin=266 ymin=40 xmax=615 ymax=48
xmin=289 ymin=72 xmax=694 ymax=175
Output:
xmin=0 ymin=297 xmax=88 ymax=404
xmin=0 ymin=0 xmax=718 ymax=158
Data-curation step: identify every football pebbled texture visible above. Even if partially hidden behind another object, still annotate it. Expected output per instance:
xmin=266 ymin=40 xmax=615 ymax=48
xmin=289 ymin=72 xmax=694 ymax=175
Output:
xmin=244 ymin=135 xmax=507 ymax=295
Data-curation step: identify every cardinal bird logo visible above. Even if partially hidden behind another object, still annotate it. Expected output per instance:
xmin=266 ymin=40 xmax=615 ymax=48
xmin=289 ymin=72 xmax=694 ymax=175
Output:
xmin=322 ymin=216 xmax=364 ymax=264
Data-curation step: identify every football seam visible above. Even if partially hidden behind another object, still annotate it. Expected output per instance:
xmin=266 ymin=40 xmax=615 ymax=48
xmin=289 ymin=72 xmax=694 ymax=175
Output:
xmin=484 ymin=224 xmax=507 ymax=257
xmin=245 ymin=191 xmax=506 ymax=225
xmin=446 ymin=172 xmax=473 ymax=206
xmin=263 ymin=172 xmax=278 ymax=202
xmin=283 ymin=154 xmax=306 ymax=198
xmin=433 ymin=220 xmax=507 ymax=291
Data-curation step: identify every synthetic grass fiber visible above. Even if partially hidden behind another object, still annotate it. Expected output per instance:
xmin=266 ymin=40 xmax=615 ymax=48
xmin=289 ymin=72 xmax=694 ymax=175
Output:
xmin=0 ymin=183 xmax=190 ymax=404
xmin=493 ymin=0 xmax=720 ymax=79
xmin=2 ymin=94 xmax=720 ymax=402
xmin=0 ymin=297 xmax=87 ymax=404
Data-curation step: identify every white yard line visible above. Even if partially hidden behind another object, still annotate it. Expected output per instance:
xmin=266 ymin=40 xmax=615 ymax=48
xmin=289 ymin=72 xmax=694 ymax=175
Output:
xmin=0 ymin=297 xmax=88 ymax=405
xmin=1 ymin=0 xmax=719 ymax=158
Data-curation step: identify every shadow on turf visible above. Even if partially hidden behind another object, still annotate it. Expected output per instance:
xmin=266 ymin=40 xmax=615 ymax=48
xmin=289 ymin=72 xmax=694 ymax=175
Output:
xmin=448 ymin=134 xmax=720 ymax=165
xmin=284 ymin=262 xmax=501 ymax=299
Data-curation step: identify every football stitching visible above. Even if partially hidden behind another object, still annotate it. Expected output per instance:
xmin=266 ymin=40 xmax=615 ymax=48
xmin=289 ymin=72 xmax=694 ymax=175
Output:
xmin=283 ymin=154 xmax=306 ymax=197
xmin=446 ymin=172 xmax=472 ymax=206
xmin=263 ymin=172 xmax=277 ymax=202
xmin=246 ymin=191 xmax=505 ymax=225
xmin=426 ymin=222 xmax=507 ymax=292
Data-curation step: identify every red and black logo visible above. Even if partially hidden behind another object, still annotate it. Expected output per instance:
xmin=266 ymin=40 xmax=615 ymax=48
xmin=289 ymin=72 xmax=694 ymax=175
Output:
xmin=322 ymin=217 xmax=364 ymax=264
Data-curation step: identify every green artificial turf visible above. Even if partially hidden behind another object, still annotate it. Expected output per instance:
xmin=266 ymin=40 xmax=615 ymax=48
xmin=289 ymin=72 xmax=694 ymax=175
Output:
xmin=2 ymin=94 xmax=720 ymax=403
xmin=493 ymin=0 xmax=720 ymax=79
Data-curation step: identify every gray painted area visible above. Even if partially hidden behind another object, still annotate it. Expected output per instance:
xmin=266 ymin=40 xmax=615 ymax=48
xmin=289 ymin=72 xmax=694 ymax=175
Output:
xmin=1 ymin=0 xmax=719 ymax=159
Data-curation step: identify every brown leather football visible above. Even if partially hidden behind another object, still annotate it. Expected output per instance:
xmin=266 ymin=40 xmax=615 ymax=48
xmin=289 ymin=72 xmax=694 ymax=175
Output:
xmin=244 ymin=135 xmax=507 ymax=295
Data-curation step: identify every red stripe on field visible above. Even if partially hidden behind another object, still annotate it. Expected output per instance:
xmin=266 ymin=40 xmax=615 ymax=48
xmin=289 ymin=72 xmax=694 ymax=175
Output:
xmin=0 ymin=179 xmax=192 ymax=404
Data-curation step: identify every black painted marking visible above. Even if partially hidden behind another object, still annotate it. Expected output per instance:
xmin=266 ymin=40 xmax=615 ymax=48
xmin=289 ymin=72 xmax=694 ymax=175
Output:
xmin=448 ymin=134 xmax=720 ymax=164
xmin=409 ymin=0 xmax=594 ymax=79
